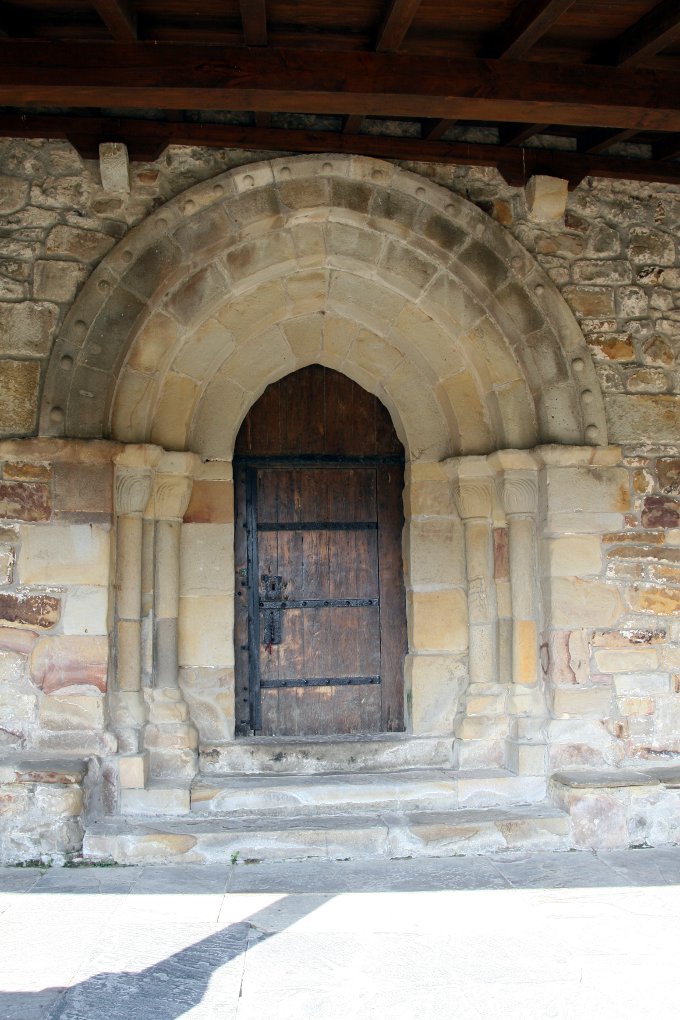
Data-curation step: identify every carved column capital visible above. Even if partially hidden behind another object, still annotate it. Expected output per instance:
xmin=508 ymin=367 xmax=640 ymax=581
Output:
xmin=446 ymin=460 xmax=495 ymax=521
xmin=153 ymin=452 xmax=199 ymax=521
xmin=115 ymin=468 xmax=154 ymax=516
xmin=497 ymin=472 xmax=539 ymax=518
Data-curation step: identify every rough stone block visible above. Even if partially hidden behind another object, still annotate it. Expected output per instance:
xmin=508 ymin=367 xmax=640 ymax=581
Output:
xmin=613 ymin=673 xmax=670 ymax=695
xmin=33 ymin=260 xmax=88 ymax=303
xmin=552 ymin=687 xmax=612 ymax=716
xmin=0 ymin=543 xmax=14 ymax=584
xmin=628 ymin=587 xmax=680 ymax=615
xmin=525 ymin=175 xmax=568 ymax=223
xmin=0 ymin=481 xmax=51 ymax=522
xmin=119 ymin=752 xmax=149 ymax=789
xmin=0 ymin=361 xmax=41 ymax=436
xmin=0 ymin=175 xmax=29 ymax=214
xmin=39 ymin=693 xmax=105 ymax=730
xmin=641 ymin=496 xmax=680 ymax=529
xmin=606 ymin=395 xmax=680 ymax=445
xmin=61 ymin=586 xmax=109 ymax=636
xmin=550 ymin=578 xmax=623 ymax=628
xmin=31 ymin=635 xmax=108 ymax=693
xmin=19 ymin=524 xmax=110 ymax=585
xmin=408 ymin=589 xmax=468 ymax=653
xmin=0 ymin=300 xmax=58 ymax=358
xmin=53 ymin=463 xmax=113 ymax=516
xmin=594 ymin=648 xmax=659 ymax=673
xmin=406 ymin=654 xmax=465 ymax=735
xmin=45 ymin=224 xmax=116 ymax=262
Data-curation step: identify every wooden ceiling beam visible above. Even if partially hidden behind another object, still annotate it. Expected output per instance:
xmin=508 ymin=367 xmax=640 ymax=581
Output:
xmin=482 ymin=0 xmax=577 ymax=60
xmin=499 ymin=123 xmax=551 ymax=146
xmin=343 ymin=115 xmax=364 ymax=133
xmin=654 ymin=134 xmax=680 ymax=161
xmin=3 ymin=112 xmax=680 ymax=188
xmin=90 ymin=0 xmax=137 ymax=42
xmin=597 ymin=0 xmax=680 ymax=67
xmin=376 ymin=0 xmax=423 ymax=52
xmin=578 ymin=128 xmax=639 ymax=154
xmin=2 ymin=45 xmax=680 ymax=134
xmin=239 ymin=0 xmax=267 ymax=47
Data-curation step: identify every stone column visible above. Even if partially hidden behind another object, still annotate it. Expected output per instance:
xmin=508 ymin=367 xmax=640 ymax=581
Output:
xmin=144 ymin=452 xmax=199 ymax=784
xmin=450 ymin=460 xmax=498 ymax=687
xmin=111 ymin=446 xmax=161 ymax=788
xmin=492 ymin=451 xmax=547 ymax=776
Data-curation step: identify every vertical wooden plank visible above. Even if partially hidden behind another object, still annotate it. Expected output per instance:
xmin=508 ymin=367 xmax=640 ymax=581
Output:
xmin=234 ymin=463 xmax=251 ymax=734
xmin=377 ymin=465 xmax=407 ymax=731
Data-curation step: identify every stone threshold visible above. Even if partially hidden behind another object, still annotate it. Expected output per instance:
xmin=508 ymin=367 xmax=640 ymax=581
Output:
xmin=83 ymin=802 xmax=571 ymax=865
xmin=199 ymin=734 xmax=455 ymax=775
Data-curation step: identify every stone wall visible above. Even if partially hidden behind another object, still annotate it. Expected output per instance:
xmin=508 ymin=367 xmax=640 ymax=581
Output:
xmin=0 ymin=439 xmax=116 ymax=757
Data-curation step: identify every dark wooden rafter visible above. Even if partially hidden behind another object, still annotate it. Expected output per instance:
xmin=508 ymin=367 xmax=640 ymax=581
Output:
xmin=655 ymin=134 xmax=680 ymax=162
xmin=343 ymin=115 xmax=364 ymax=133
xmin=422 ymin=118 xmax=455 ymax=141
xmin=578 ymin=128 xmax=639 ymax=155
xmin=595 ymin=0 xmax=680 ymax=67
xmin=3 ymin=45 xmax=680 ymax=135
xmin=482 ymin=0 xmax=576 ymax=60
xmin=239 ymin=0 xmax=267 ymax=46
xmin=499 ymin=123 xmax=551 ymax=146
xmin=89 ymin=0 xmax=137 ymax=42
xmin=375 ymin=0 xmax=423 ymax=52
xmin=3 ymin=113 xmax=680 ymax=189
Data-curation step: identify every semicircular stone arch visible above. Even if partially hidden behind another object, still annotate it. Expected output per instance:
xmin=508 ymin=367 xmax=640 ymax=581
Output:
xmin=40 ymin=154 xmax=607 ymax=459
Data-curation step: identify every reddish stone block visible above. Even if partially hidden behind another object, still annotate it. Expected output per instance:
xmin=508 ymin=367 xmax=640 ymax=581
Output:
xmin=0 ymin=593 xmax=60 ymax=630
xmin=0 ymin=625 xmax=39 ymax=655
xmin=30 ymin=635 xmax=108 ymax=693
xmin=493 ymin=527 xmax=509 ymax=581
xmin=641 ymin=496 xmax=680 ymax=529
xmin=0 ymin=481 xmax=51 ymax=522
xmin=184 ymin=481 xmax=233 ymax=524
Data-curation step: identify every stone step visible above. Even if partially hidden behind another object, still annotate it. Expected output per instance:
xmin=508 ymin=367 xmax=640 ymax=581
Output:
xmin=83 ymin=803 xmax=571 ymax=865
xmin=190 ymin=768 xmax=547 ymax=817
xmin=199 ymin=734 xmax=454 ymax=776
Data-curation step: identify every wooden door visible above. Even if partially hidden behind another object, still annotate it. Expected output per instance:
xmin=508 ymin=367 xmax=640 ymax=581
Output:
xmin=234 ymin=366 xmax=407 ymax=737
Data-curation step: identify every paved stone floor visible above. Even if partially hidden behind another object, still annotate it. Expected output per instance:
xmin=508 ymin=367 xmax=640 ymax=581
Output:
xmin=1 ymin=847 xmax=679 ymax=1019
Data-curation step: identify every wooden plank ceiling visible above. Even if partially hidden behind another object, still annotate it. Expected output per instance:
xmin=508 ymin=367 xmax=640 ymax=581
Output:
xmin=0 ymin=0 xmax=680 ymax=184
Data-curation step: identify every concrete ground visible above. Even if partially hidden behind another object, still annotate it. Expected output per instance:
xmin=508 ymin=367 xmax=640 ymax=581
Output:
xmin=1 ymin=848 xmax=679 ymax=1020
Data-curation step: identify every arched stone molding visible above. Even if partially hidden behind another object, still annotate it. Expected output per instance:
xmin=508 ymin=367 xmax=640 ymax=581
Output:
xmin=40 ymin=154 xmax=607 ymax=459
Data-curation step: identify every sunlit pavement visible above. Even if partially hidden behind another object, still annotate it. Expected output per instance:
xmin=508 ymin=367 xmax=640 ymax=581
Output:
xmin=1 ymin=847 xmax=679 ymax=1020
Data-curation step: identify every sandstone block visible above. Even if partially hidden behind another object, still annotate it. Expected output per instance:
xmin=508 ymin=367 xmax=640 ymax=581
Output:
xmin=0 ymin=625 xmax=38 ymax=655
xmin=613 ymin=673 xmax=669 ymax=695
xmin=547 ymin=535 xmax=602 ymax=577
xmin=62 ymin=586 xmax=109 ymax=636
xmin=0 ymin=481 xmax=50 ymax=522
xmin=0 ymin=592 xmax=60 ymax=631
xmin=618 ymin=696 xmax=655 ymax=716
xmin=628 ymin=227 xmax=675 ymax=266
xmin=408 ymin=589 xmax=468 ymax=653
xmin=180 ymin=524 xmax=234 ymax=596
xmin=19 ymin=524 xmax=110 ymax=585
xmin=0 ymin=175 xmax=29 ymax=214
xmin=406 ymin=654 xmax=465 ymax=735
xmin=53 ymin=463 xmax=113 ymax=516
xmin=0 ymin=543 xmax=14 ymax=584
xmin=552 ymin=687 xmax=612 ymax=716
xmin=120 ymin=786 xmax=190 ymax=816
xmin=594 ymin=648 xmax=659 ymax=673
xmin=45 ymin=225 xmax=116 ymax=262
xmin=0 ymin=361 xmax=40 ymax=436
xmin=587 ymin=333 xmax=635 ymax=361
xmin=150 ymin=373 xmax=199 ymax=451
xmin=545 ymin=467 xmax=630 ymax=514
xmin=183 ymin=481 xmax=233 ymax=524
xmin=525 ymin=175 xmax=568 ymax=223
xmin=33 ymin=260 xmax=88 ymax=303
xmin=629 ymin=587 xmax=680 ymax=615
xmin=39 ymin=693 xmax=105 ymax=730
xmin=178 ymin=595 xmax=234 ymax=667
xmin=406 ymin=518 xmax=465 ymax=588
xmin=550 ymin=578 xmax=623 ymax=628
xmin=118 ymin=752 xmax=149 ymax=789
xmin=31 ymin=635 xmax=108 ymax=693
xmin=0 ymin=301 xmax=58 ymax=358
xmin=563 ymin=286 xmax=615 ymax=318
xmin=606 ymin=395 xmax=680 ymax=445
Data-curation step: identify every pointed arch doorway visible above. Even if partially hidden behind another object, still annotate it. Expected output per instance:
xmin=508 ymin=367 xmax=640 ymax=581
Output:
xmin=234 ymin=365 xmax=408 ymax=738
